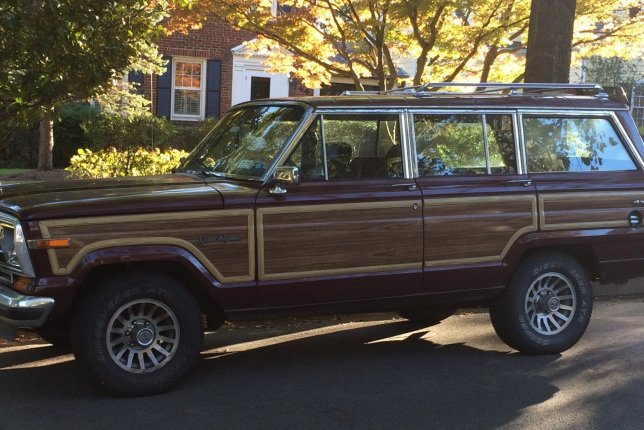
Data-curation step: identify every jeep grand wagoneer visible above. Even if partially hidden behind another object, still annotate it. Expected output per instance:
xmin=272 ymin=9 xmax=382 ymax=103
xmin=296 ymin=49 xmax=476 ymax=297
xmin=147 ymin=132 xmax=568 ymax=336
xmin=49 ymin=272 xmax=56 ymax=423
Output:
xmin=1 ymin=82 xmax=643 ymax=395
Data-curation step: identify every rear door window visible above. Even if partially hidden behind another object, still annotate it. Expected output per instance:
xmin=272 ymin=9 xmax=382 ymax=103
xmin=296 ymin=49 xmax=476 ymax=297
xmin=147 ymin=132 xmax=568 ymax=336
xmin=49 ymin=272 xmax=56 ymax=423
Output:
xmin=413 ymin=113 xmax=517 ymax=176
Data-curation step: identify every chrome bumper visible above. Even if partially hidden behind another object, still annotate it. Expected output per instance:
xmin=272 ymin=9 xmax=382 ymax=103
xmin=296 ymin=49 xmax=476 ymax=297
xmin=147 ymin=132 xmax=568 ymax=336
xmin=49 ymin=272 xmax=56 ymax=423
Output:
xmin=0 ymin=283 xmax=54 ymax=340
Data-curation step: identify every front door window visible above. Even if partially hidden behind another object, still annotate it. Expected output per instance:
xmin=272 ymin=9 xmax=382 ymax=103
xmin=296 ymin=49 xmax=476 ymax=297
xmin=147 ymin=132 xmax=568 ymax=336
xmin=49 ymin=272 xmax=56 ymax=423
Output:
xmin=287 ymin=114 xmax=404 ymax=180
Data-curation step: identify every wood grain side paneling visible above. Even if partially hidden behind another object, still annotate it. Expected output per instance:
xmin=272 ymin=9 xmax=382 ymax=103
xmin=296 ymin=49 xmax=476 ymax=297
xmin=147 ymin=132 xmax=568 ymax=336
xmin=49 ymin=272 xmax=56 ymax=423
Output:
xmin=425 ymin=195 xmax=537 ymax=266
xmin=258 ymin=201 xmax=423 ymax=280
xmin=540 ymin=191 xmax=638 ymax=230
xmin=39 ymin=210 xmax=255 ymax=282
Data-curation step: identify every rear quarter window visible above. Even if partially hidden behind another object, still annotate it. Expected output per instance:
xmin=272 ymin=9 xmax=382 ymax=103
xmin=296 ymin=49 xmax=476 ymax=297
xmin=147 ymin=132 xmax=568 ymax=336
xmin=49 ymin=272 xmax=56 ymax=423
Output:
xmin=524 ymin=116 xmax=637 ymax=173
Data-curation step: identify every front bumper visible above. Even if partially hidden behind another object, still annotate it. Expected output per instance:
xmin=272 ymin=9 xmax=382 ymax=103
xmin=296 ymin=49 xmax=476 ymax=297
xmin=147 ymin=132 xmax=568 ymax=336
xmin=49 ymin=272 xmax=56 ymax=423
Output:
xmin=0 ymin=283 xmax=54 ymax=340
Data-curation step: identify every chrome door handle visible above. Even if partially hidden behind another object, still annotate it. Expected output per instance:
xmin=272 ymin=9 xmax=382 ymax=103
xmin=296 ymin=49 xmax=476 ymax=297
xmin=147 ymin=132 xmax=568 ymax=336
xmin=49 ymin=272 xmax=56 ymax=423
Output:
xmin=387 ymin=183 xmax=418 ymax=192
xmin=632 ymin=200 xmax=644 ymax=206
xmin=506 ymin=179 xmax=532 ymax=187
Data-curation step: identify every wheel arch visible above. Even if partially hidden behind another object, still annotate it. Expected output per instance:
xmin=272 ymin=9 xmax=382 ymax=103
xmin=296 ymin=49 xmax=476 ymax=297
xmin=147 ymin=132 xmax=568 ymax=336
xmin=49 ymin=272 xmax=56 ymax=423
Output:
xmin=503 ymin=232 xmax=601 ymax=287
xmin=516 ymin=245 xmax=599 ymax=281
xmin=65 ymin=246 xmax=227 ymax=326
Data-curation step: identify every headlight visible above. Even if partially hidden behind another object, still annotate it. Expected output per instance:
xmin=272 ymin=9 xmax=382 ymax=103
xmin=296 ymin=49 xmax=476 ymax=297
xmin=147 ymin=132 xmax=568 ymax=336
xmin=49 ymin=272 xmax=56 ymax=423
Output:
xmin=0 ymin=215 xmax=35 ymax=278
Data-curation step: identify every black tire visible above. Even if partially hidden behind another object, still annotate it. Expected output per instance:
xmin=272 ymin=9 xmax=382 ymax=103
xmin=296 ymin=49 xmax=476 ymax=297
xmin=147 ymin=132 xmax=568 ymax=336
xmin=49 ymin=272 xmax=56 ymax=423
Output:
xmin=398 ymin=306 xmax=455 ymax=326
xmin=71 ymin=272 xmax=204 ymax=396
xmin=35 ymin=323 xmax=71 ymax=349
xmin=490 ymin=252 xmax=592 ymax=354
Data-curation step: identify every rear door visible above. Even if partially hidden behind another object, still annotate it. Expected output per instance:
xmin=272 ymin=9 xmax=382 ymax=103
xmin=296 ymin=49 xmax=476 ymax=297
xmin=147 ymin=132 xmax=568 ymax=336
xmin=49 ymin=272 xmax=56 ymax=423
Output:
xmin=412 ymin=110 xmax=538 ymax=292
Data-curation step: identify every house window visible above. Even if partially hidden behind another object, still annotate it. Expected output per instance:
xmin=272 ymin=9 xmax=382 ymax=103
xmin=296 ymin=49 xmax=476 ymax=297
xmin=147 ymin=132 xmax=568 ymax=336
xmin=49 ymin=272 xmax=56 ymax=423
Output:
xmin=172 ymin=58 xmax=206 ymax=120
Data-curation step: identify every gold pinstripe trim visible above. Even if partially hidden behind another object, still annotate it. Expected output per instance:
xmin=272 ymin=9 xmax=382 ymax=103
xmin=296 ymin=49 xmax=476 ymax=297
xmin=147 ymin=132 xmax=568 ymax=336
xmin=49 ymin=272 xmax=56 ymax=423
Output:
xmin=539 ymin=192 xmax=636 ymax=231
xmin=257 ymin=201 xmax=423 ymax=280
xmin=259 ymin=263 xmax=421 ymax=281
xmin=424 ymin=195 xmax=538 ymax=267
xmin=39 ymin=210 xmax=255 ymax=283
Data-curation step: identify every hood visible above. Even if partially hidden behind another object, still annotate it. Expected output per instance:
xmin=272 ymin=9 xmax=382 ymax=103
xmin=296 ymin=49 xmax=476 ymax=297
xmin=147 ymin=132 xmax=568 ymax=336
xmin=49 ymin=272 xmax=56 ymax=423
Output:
xmin=0 ymin=174 xmax=225 ymax=220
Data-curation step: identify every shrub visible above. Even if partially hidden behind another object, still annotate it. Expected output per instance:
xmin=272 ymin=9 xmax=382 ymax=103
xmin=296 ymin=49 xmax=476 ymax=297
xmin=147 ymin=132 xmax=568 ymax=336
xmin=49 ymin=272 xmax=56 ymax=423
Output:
xmin=0 ymin=124 xmax=39 ymax=168
xmin=54 ymin=103 xmax=101 ymax=167
xmin=172 ymin=118 xmax=219 ymax=151
xmin=81 ymin=113 xmax=175 ymax=152
xmin=66 ymin=147 xmax=189 ymax=178
xmin=1 ymin=101 xmax=217 ymax=169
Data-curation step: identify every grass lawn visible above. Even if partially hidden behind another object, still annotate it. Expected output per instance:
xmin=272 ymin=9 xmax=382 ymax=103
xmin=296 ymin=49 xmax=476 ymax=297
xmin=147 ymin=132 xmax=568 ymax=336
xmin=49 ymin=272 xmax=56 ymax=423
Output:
xmin=0 ymin=168 xmax=31 ymax=176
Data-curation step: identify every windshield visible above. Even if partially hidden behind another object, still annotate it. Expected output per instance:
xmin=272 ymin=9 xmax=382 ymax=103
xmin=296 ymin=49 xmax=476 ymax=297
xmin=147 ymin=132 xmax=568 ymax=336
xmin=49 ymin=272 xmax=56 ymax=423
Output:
xmin=180 ymin=105 xmax=306 ymax=180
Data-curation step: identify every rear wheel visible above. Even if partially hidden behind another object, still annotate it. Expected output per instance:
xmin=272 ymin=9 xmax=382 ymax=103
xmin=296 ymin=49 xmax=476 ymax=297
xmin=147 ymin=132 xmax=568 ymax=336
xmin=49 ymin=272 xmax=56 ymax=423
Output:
xmin=72 ymin=272 xmax=204 ymax=396
xmin=490 ymin=253 xmax=592 ymax=354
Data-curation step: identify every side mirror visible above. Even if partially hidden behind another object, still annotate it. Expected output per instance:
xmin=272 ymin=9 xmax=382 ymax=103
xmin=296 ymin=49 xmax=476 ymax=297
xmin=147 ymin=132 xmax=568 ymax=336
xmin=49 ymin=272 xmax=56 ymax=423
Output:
xmin=269 ymin=166 xmax=300 ymax=194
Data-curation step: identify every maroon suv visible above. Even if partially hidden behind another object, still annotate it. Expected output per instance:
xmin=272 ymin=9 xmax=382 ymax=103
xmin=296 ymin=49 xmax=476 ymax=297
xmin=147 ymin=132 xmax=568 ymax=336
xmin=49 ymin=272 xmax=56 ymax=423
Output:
xmin=1 ymin=83 xmax=643 ymax=395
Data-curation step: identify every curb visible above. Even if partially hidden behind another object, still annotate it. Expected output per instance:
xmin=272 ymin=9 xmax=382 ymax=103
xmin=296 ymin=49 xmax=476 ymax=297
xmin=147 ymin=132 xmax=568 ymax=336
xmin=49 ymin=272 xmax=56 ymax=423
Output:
xmin=593 ymin=278 xmax=644 ymax=297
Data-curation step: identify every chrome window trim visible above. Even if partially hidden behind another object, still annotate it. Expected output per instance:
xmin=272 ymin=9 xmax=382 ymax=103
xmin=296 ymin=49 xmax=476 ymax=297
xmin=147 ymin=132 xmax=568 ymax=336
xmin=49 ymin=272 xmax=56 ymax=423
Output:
xmin=482 ymin=114 xmax=491 ymax=174
xmin=517 ymin=109 xmax=644 ymax=172
xmin=288 ymin=109 xmax=411 ymax=181
xmin=512 ymin=111 xmax=526 ymax=175
xmin=262 ymin=104 xmax=317 ymax=184
xmin=404 ymin=110 xmax=419 ymax=178
xmin=314 ymin=108 xmax=408 ymax=115
xmin=399 ymin=111 xmax=413 ymax=179
xmin=407 ymin=109 xmax=521 ymax=177
xmin=319 ymin=115 xmax=329 ymax=180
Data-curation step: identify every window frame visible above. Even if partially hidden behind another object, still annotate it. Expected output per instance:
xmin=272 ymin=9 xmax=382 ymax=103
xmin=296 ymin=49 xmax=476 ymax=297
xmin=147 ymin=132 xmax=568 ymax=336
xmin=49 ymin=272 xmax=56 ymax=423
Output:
xmin=171 ymin=57 xmax=207 ymax=121
xmin=290 ymin=109 xmax=411 ymax=180
xmin=409 ymin=109 xmax=521 ymax=177
xmin=517 ymin=110 xmax=644 ymax=174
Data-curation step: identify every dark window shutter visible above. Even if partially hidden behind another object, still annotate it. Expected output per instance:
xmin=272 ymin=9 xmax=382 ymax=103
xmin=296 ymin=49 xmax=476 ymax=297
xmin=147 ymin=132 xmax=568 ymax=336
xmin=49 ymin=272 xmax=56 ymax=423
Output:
xmin=157 ymin=57 xmax=172 ymax=118
xmin=127 ymin=71 xmax=145 ymax=95
xmin=206 ymin=60 xmax=221 ymax=118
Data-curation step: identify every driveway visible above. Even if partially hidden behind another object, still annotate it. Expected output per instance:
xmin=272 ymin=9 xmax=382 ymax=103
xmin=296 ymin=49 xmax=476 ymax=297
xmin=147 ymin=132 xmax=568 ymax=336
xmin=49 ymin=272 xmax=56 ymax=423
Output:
xmin=1 ymin=298 xmax=643 ymax=429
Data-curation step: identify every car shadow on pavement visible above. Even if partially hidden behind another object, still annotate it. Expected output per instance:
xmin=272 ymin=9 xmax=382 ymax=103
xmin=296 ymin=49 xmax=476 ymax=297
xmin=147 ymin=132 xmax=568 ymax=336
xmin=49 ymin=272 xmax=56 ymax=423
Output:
xmin=2 ymin=308 xmax=644 ymax=429
xmin=188 ymin=319 xmax=560 ymax=429
xmin=0 ymin=316 xmax=587 ymax=429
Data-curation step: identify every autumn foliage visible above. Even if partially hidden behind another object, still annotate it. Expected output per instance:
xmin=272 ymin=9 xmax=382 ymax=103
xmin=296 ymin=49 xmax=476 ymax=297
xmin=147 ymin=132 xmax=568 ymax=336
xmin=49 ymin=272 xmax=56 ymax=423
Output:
xmin=169 ymin=0 xmax=643 ymax=90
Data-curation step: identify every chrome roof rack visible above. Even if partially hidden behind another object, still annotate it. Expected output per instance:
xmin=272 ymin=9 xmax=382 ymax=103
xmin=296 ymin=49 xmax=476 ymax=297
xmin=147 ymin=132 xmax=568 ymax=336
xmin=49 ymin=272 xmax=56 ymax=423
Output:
xmin=341 ymin=82 xmax=609 ymax=98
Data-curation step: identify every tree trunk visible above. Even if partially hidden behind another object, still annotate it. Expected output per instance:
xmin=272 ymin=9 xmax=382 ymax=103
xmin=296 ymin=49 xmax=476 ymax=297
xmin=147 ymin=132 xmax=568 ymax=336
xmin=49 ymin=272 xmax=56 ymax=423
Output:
xmin=38 ymin=111 xmax=54 ymax=170
xmin=524 ymin=0 xmax=576 ymax=83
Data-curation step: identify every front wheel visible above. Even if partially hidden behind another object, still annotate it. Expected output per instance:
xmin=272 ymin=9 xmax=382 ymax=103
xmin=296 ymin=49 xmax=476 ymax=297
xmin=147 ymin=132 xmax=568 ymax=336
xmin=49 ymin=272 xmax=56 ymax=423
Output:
xmin=72 ymin=272 xmax=204 ymax=396
xmin=490 ymin=253 xmax=592 ymax=354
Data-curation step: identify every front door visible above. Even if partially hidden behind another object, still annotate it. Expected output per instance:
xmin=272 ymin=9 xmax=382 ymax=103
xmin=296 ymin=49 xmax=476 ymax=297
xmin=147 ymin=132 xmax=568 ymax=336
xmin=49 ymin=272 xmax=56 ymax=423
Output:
xmin=255 ymin=112 xmax=424 ymax=307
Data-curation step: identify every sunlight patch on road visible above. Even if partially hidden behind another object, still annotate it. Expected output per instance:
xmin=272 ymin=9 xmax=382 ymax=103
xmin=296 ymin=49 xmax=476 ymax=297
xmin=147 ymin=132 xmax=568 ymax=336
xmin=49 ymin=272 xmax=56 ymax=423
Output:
xmin=364 ymin=327 xmax=432 ymax=344
xmin=202 ymin=320 xmax=393 ymax=359
xmin=0 ymin=353 xmax=74 ymax=370
xmin=0 ymin=343 xmax=51 ymax=354
xmin=0 ymin=343 xmax=74 ymax=370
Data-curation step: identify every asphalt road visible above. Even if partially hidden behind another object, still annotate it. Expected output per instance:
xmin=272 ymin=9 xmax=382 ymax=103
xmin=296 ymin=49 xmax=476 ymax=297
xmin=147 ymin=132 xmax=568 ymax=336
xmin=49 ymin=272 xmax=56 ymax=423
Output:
xmin=1 ymin=299 xmax=644 ymax=430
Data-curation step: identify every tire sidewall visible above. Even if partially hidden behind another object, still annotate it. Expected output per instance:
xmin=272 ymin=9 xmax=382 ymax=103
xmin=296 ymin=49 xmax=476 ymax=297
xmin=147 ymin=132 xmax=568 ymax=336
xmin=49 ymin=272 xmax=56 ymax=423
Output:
xmin=509 ymin=255 xmax=592 ymax=353
xmin=73 ymin=274 xmax=203 ymax=396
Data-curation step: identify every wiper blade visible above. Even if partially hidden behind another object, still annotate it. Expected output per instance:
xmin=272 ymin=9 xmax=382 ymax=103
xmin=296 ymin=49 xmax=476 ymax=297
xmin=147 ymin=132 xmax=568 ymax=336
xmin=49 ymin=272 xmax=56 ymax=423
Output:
xmin=178 ymin=159 xmax=217 ymax=177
